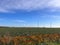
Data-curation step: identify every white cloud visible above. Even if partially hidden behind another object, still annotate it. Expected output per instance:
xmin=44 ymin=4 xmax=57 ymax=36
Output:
xmin=41 ymin=15 xmax=60 ymax=19
xmin=52 ymin=15 xmax=60 ymax=19
xmin=0 ymin=8 xmax=8 ymax=12
xmin=13 ymin=20 xmax=25 ymax=23
xmin=48 ymin=0 xmax=60 ymax=8
xmin=0 ymin=0 xmax=60 ymax=12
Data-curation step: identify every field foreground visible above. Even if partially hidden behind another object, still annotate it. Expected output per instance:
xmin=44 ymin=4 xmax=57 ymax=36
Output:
xmin=0 ymin=27 xmax=60 ymax=45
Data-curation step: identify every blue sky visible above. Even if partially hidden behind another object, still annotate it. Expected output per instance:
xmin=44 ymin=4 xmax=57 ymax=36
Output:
xmin=0 ymin=0 xmax=60 ymax=27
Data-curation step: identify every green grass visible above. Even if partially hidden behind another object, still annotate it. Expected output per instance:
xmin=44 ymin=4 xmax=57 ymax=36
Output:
xmin=0 ymin=27 xmax=60 ymax=45
xmin=0 ymin=27 xmax=60 ymax=36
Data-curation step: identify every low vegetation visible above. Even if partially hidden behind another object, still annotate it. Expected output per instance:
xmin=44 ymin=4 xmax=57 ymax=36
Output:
xmin=0 ymin=27 xmax=60 ymax=45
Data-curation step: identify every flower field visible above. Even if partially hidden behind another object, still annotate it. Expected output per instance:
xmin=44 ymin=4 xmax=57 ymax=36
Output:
xmin=0 ymin=27 xmax=60 ymax=45
xmin=0 ymin=33 xmax=60 ymax=45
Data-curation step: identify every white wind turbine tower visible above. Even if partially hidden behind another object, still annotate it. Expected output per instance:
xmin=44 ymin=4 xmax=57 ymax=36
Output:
xmin=37 ymin=15 xmax=40 ymax=27
xmin=22 ymin=21 xmax=26 ymax=27
xmin=50 ymin=21 xmax=52 ymax=28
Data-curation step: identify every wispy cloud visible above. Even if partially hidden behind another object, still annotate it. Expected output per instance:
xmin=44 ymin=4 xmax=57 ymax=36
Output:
xmin=0 ymin=19 xmax=26 ymax=27
xmin=0 ymin=0 xmax=60 ymax=12
xmin=13 ymin=20 xmax=25 ymax=23
xmin=41 ymin=15 xmax=60 ymax=19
